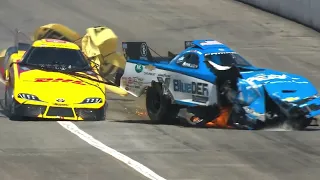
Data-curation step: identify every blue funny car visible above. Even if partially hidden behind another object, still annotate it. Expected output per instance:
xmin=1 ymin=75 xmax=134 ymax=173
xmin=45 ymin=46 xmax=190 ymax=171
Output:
xmin=119 ymin=39 xmax=320 ymax=130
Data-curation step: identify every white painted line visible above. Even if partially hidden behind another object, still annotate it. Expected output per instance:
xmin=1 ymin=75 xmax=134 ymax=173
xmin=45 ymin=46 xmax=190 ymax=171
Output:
xmin=57 ymin=121 xmax=166 ymax=180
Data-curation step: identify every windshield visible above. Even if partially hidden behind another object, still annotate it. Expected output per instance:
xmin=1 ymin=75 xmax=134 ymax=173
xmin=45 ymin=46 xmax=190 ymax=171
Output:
xmin=22 ymin=47 xmax=90 ymax=70
xmin=205 ymin=53 xmax=252 ymax=67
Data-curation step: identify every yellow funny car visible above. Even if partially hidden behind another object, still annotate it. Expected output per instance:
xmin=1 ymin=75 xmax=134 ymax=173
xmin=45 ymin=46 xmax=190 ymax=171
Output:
xmin=1 ymin=24 xmax=128 ymax=120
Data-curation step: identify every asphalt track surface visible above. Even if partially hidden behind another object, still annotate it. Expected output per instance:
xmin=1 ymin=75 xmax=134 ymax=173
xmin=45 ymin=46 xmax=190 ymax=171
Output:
xmin=0 ymin=0 xmax=320 ymax=180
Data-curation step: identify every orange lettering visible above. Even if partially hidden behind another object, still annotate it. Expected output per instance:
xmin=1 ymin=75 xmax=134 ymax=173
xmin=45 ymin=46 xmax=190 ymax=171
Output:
xmin=62 ymin=79 xmax=73 ymax=82
xmin=72 ymin=80 xmax=86 ymax=85
xmin=34 ymin=78 xmax=53 ymax=82
xmin=52 ymin=78 xmax=64 ymax=82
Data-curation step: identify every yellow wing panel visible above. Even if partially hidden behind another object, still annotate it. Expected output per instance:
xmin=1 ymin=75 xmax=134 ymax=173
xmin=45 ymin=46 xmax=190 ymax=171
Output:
xmin=33 ymin=23 xmax=81 ymax=43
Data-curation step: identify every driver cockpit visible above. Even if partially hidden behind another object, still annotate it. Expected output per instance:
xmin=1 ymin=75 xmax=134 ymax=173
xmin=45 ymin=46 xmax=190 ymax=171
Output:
xmin=204 ymin=52 xmax=252 ymax=67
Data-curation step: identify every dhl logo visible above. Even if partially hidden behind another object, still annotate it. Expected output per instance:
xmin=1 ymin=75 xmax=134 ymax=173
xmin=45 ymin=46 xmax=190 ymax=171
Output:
xmin=34 ymin=78 xmax=86 ymax=85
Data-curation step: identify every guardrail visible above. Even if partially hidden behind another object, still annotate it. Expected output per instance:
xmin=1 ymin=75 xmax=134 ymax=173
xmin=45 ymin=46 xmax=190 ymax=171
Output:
xmin=236 ymin=0 xmax=320 ymax=32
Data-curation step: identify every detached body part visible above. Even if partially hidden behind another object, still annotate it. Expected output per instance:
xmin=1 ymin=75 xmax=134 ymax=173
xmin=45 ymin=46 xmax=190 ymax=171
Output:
xmin=190 ymin=106 xmax=233 ymax=128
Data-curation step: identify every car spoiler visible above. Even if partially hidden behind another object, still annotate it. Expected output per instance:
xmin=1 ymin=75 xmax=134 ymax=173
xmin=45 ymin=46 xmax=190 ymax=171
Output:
xmin=184 ymin=41 xmax=194 ymax=49
xmin=121 ymin=41 xmax=195 ymax=62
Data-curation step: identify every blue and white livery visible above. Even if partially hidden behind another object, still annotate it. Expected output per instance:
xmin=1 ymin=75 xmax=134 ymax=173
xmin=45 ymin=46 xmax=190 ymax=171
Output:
xmin=119 ymin=39 xmax=320 ymax=130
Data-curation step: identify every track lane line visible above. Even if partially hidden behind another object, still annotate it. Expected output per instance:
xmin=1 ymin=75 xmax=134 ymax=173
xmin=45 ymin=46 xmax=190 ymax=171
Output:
xmin=0 ymin=79 xmax=166 ymax=180
xmin=58 ymin=121 xmax=166 ymax=180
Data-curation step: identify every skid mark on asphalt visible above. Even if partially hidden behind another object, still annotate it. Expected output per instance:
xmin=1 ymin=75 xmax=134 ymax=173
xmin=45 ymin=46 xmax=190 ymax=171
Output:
xmin=57 ymin=121 xmax=166 ymax=180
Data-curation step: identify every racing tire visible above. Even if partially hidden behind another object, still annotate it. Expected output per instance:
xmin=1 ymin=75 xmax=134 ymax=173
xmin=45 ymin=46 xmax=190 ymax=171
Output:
xmin=5 ymin=87 xmax=22 ymax=121
xmin=145 ymin=83 xmax=179 ymax=124
xmin=288 ymin=118 xmax=312 ymax=130
xmin=8 ymin=100 xmax=21 ymax=121
xmin=7 ymin=98 xmax=22 ymax=121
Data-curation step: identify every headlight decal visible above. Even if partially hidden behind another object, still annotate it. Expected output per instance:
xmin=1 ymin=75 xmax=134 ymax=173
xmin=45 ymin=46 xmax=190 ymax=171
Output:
xmin=17 ymin=93 xmax=41 ymax=101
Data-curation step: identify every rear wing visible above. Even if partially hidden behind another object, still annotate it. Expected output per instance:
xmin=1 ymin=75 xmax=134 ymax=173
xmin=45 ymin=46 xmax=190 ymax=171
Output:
xmin=122 ymin=41 xmax=196 ymax=62
xmin=122 ymin=42 xmax=153 ymax=61
xmin=184 ymin=41 xmax=195 ymax=49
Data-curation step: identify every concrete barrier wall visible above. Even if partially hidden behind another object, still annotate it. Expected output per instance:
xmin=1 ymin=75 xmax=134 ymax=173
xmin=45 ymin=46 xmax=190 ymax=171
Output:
xmin=236 ymin=0 xmax=320 ymax=32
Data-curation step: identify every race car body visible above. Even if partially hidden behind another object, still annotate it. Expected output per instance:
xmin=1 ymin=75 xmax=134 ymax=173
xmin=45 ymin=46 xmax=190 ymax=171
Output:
xmin=4 ymin=38 xmax=107 ymax=120
xmin=0 ymin=24 xmax=128 ymax=95
xmin=119 ymin=40 xmax=320 ymax=130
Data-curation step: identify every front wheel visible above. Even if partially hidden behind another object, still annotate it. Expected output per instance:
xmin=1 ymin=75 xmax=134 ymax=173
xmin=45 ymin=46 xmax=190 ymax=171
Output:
xmin=145 ymin=84 xmax=179 ymax=124
xmin=5 ymin=88 xmax=22 ymax=120
xmin=8 ymin=99 xmax=22 ymax=121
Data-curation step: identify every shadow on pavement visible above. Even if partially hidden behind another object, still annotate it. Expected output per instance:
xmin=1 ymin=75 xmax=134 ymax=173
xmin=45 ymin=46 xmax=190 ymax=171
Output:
xmin=111 ymin=119 xmax=320 ymax=131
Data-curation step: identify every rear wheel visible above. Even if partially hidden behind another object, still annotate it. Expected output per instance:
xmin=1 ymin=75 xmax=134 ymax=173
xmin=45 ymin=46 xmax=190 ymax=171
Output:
xmin=146 ymin=83 xmax=179 ymax=124
xmin=288 ymin=118 xmax=312 ymax=130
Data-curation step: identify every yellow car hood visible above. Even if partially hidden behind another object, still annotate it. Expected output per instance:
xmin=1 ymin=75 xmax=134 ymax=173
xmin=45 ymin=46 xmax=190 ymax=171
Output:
xmin=16 ymin=69 xmax=106 ymax=103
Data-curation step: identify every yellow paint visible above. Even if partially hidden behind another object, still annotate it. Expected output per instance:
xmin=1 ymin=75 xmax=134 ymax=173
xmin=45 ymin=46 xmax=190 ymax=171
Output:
xmin=283 ymin=97 xmax=300 ymax=102
xmin=33 ymin=23 xmax=81 ymax=43
xmin=12 ymin=68 xmax=106 ymax=120
xmin=0 ymin=23 xmax=129 ymax=115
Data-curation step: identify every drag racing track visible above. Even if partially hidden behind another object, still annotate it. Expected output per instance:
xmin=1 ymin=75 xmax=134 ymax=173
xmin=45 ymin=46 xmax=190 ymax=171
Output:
xmin=1 ymin=0 xmax=320 ymax=180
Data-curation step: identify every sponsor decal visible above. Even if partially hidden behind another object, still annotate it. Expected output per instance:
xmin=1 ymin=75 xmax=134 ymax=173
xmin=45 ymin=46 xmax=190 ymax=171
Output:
xmin=133 ymin=77 xmax=143 ymax=86
xmin=34 ymin=78 xmax=86 ymax=85
xmin=53 ymin=103 xmax=68 ymax=106
xmin=157 ymin=76 xmax=170 ymax=88
xmin=56 ymin=98 xmax=65 ymax=102
xmin=186 ymin=50 xmax=202 ymax=55
xmin=157 ymin=74 xmax=171 ymax=93
xmin=127 ymin=77 xmax=133 ymax=84
xmin=45 ymin=39 xmax=67 ymax=43
xmin=200 ymin=40 xmax=222 ymax=46
xmin=144 ymin=72 xmax=156 ymax=76
xmin=185 ymin=41 xmax=194 ymax=47
xmin=205 ymin=52 xmax=236 ymax=56
xmin=140 ymin=43 xmax=148 ymax=57
xmin=144 ymin=64 xmax=156 ymax=75
xmin=145 ymin=64 xmax=155 ymax=71
xmin=124 ymin=76 xmax=143 ymax=89
xmin=173 ymin=79 xmax=208 ymax=96
xmin=283 ymin=97 xmax=300 ymax=102
xmin=182 ymin=62 xmax=198 ymax=68
xmin=135 ymin=64 xmax=143 ymax=73
xmin=173 ymin=79 xmax=209 ymax=103
xmin=246 ymin=74 xmax=288 ymax=83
